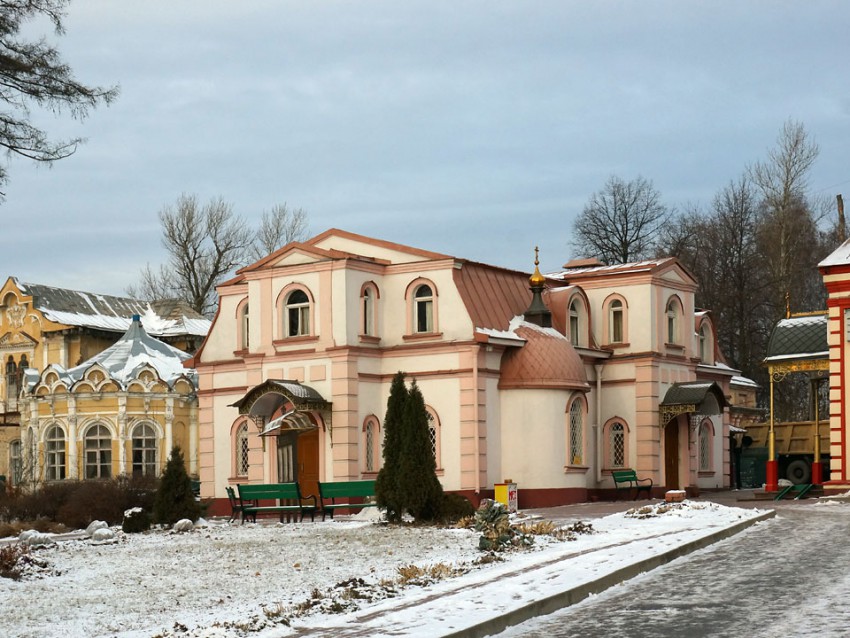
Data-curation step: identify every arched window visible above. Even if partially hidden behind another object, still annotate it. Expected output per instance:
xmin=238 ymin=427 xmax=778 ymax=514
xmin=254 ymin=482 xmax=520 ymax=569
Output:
xmin=45 ymin=425 xmax=66 ymax=481
xmin=240 ymin=302 xmax=250 ymax=350
xmin=603 ymin=418 xmax=630 ymax=469
xmin=610 ymin=422 xmax=625 ymax=468
xmin=5 ymin=355 xmax=18 ymax=402
xmin=84 ymin=423 xmax=112 ymax=479
xmin=414 ymin=284 xmax=434 ymax=333
xmin=568 ymin=399 xmax=584 ymax=465
xmin=361 ymin=284 xmax=379 ymax=337
xmin=363 ymin=417 xmax=381 ymax=473
xmin=235 ymin=422 xmax=249 ymax=476
xmin=285 ymin=289 xmax=311 ymax=337
xmin=132 ymin=423 xmax=158 ymax=477
xmin=666 ymin=297 xmax=681 ymax=344
xmin=9 ymin=439 xmax=22 ymax=484
xmin=699 ymin=421 xmax=713 ymax=472
xmin=608 ymin=298 xmax=625 ymax=344
xmin=699 ymin=324 xmax=713 ymax=363
xmin=569 ymin=299 xmax=587 ymax=347
xmin=425 ymin=406 xmax=442 ymax=469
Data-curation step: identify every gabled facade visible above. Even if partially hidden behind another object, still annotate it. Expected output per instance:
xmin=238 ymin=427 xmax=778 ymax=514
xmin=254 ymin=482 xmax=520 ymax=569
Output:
xmin=196 ymin=229 xmax=744 ymax=510
xmin=0 ymin=277 xmax=210 ymax=485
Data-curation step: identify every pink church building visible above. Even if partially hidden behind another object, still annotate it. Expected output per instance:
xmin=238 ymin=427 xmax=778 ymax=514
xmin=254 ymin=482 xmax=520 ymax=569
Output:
xmin=192 ymin=229 xmax=746 ymax=511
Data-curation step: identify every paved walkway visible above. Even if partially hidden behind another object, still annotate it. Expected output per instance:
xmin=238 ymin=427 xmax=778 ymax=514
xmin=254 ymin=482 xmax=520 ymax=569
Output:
xmin=287 ymin=492 xmax=779 ymax=638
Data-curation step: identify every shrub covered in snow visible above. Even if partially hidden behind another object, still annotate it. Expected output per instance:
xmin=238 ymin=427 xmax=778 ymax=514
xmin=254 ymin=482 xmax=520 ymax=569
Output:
xmin=474 ymin=500 xmax=533 ymax=551
xmin=123 ymin=507 xmax=151 ymax=533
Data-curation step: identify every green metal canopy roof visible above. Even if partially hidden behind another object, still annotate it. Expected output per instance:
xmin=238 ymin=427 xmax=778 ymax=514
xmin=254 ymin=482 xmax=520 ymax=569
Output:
xmin=660 ymin=382 xmax=729 ymax=409
xmin=764 ymin=314 xmax=828 ymax=364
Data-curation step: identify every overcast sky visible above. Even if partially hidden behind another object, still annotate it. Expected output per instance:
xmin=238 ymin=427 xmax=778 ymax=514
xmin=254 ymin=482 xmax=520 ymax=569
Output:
xmin=4 ymin=1 xmax=850 ymax=297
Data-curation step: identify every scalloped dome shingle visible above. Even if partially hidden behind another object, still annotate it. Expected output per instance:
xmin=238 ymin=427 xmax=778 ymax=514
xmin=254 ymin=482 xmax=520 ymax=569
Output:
xmin=499 ymin=324 xmax=589 ymax=390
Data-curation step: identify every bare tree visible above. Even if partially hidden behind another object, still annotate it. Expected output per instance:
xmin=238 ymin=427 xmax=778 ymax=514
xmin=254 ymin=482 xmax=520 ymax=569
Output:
xmin=130 ymin=195 xmax=253 ymax=317
xmin=749 ymin=120 xmax=824 ymax=313
xmin=248 ymin=203 xmax=308 ymax=262
xmin=129 ymin=195 xmax=310 ymax=317
xmin=571 ymin=175 xmax=669 ymax=264
xmin=0 ymin=0 xmax=118 ymax=198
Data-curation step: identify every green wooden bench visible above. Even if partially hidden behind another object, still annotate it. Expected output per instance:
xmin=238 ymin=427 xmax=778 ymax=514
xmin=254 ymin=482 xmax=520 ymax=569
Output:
xmin=318 ymin=480 xmax=377 ymax=521
xmin=236 ymin=483 xmax=318 ymax=523
xmin=612 ymin=469 xmax=653 ymax=500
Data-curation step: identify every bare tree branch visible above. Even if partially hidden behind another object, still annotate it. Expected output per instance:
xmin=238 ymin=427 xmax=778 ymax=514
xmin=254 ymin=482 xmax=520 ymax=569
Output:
xmin=249 ymin=203 xmax=308 ymax=262
xmin=0 ymin=0 xmax=118 ymax=198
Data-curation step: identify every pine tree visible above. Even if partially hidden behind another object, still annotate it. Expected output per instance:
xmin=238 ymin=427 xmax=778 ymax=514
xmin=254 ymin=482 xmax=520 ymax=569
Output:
xmin=398 ymin=380 xmax=444 ymax=521
xmin=375 ymin=371 xmax=407 ymax=522
xmin=152 ymin=446 xmax=200 ymax=525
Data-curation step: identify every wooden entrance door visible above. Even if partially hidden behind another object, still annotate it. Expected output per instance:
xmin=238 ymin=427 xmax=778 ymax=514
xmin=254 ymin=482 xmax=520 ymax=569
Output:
xmin=297 ymin=429 xmax=320 ymax=500
xmin=664 ymin=419 xmax=680 ymax=490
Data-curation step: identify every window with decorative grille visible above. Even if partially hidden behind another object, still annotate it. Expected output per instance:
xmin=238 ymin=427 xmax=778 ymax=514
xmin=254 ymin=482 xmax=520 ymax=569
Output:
xmin=699 ymin=423 xmax=711 ymax=471
xmin=611 ymin=423 xmax=625 ymax=467
xmin=236 ymin=422 xmax=249 ymax=476
xmin=365 ymin=421 xmax=375 ymax=472
xmin=569 ymin=400 xmax=583 ymax=465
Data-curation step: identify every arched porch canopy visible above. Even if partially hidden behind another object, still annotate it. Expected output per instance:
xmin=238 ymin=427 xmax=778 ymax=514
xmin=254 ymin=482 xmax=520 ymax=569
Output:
xmin=764 ymin=313 xmax=828 ymax=373
xmin=229 ymin=379 xmax=332 ymax=437
xmin=762 ymin=312 xmax=829 ymax=489
xmin=659 ymin=381 xmax=729 ymax=428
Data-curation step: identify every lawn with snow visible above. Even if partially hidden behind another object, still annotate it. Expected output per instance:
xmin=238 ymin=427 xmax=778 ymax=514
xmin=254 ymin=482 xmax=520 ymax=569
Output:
xmin=0 ymin=501 xmax=768 ymax=638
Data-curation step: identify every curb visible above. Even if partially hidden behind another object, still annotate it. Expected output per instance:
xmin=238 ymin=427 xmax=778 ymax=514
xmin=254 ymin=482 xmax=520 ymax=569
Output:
xmin=442 ymin=509 xmax=777 ymax=638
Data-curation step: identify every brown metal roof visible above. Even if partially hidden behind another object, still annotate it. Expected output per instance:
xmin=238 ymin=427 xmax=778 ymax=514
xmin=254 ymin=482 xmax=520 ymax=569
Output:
xmin=453 ymin=261 xmax=536 ymax=331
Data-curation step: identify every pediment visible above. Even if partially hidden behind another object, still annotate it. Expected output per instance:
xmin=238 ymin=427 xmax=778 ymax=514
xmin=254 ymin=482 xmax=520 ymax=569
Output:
xmin=267 ymin=247 xmax=330 ymax=268
xmin=657 ymin=261 xmax=697 ymax=287
xmin=0 ymin=330 xmax=37 ymax=349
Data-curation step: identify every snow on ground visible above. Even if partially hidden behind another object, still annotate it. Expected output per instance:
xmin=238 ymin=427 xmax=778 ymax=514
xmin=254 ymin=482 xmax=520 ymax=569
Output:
xmin=0 ymin=501 xmax=767 ymax=638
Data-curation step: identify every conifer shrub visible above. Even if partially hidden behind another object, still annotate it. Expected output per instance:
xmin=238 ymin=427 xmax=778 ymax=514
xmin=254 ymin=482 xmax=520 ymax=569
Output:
xmin=375 ymin=372 xmax=408 ymax=522
xmin=398 ymin=380 xmax=443 ymax=522
xmin=153 ymin=446 xmax=200 ymax=525
xmin=375 ymin=373 xmax=444 ymax=523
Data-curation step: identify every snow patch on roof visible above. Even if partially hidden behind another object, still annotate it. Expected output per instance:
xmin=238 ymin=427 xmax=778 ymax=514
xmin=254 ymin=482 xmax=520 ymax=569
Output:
xmin=34 ymin=318 xmax=197 ymax=390
xmin=731 ymin=375 xmax=759 ymax=388
xmin=508 ymin=315 xmax=569 ymax=341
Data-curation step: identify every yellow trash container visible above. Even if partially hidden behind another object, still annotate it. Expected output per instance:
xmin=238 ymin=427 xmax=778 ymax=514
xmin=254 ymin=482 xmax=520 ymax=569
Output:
xmin=494 ymin=481 xmax=518 ymax=513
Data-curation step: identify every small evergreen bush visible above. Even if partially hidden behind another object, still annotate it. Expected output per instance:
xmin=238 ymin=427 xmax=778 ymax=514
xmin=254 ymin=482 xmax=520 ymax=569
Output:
xmin=153 ymin=446 xmax=200 ymax=525
xmin=438 ymin=492 xmax=475 ymax=524
xmin=122 ymin=507 xmax=151 ymax=533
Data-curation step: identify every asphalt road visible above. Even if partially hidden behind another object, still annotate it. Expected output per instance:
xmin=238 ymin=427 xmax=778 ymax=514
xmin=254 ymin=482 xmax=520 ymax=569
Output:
xmin=498 ymin=502 xmax=850 ymax=638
